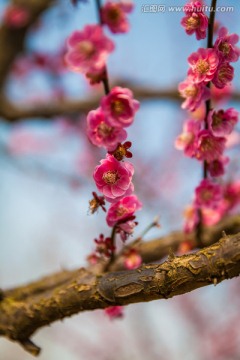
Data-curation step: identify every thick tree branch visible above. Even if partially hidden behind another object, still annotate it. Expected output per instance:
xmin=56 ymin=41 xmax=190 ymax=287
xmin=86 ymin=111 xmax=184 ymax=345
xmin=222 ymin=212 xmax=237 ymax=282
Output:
xmin=110 ymin=214 xmax=240 ymax=270
xmin=0 ymin=229 xmax=240 ymax=356
xmin=4 ymin=214 xmax=240 ymax=302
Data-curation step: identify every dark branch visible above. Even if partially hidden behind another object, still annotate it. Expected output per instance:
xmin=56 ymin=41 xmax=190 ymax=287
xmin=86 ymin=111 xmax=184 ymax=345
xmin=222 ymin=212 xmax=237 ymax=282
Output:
xmin=0 ymin=0 xmax=54 ymax=91
xmin=2 ymin=87 xmax=240 ymax=122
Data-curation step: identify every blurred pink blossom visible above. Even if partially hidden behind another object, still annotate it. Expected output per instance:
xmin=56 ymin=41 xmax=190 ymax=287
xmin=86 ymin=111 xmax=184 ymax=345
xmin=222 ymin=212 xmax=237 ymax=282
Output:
xmin=124 ymin=249 xmax=142 ymax=269
xmin=106 ymin=194 xmax=142 ymax=226
xmin=195 ymin=179 xmax=223 ymax=208
xmin=87 ymin=108 xmax=127 ymax=151
xmin=179 ymin=78 xmax=210 ymax=112
xmin=207 ymin=108 xmax=238 ymax=137
xmin=207 ymin=156 xmax=229 ymax=177
xmin=181 ymin=1 xmax=208 ymax=40
xmin=214 ymin=27 xmax=239 ymax=63
xmin=104 ymin=306 xmax=124 ymax=319
xmin=101 ymin=1 xmax=134 ymax=34
xmin=212 ymin=61 xmax=234 ymax=89
xmin=195 ymin=130 xmax=226 ymax=162
xmin=175 ymin=119 xmax=200 ymax=157
xmin=65 ymin=25 xmax=114 ymax=75
xmin=3 ymin=5 xmax=30 ymax=28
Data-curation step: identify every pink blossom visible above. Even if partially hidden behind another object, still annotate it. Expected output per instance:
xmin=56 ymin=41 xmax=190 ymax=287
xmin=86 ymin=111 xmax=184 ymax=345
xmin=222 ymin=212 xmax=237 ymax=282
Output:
xmin=105 ymin=306 xmax=123 ymax=319
xmin=181 ymin=2 xmax=208 ymax=40
xmin=211 ymin=83 xmax=232 ymax=105
xmin=207 ymin=156 xmax=229 ymax=177
xmin=195 ymin=130 xmax=226 ymax=162
xmin=94 ymin=234 xmax=115 ymax=258
xmin=179 ymin=78 xmax=210 ymax=112
xmin=188 ymin=48 xmax=219 ymax=84
xmin=87 ymin=108 xmax=127 ymax=151
xmin=175 ymin=119 xmax=200 ymax=157
xmin=101 ymin=1 xmax=133 ymax=34
xmin=100 ymin=87 xmax=140 ymax=128
xmin=190 ymin=102 xmax=206 ymax=121
xmin=106 ymin=195 xmax=142 ymax=226
xmin=223 ymin=181 xmax=240 ymax=212
xmin=183 ymin=1 xmax=204 ymax=14
xmin=124 ymin=249 xmax=142 ymax=270
xmin=87 ymin=253 xmax=99 ymax=265
xmin=212 ymin=62 xmax=234 ymax=89
xmin=86 ymin=67 xmax=107 ymax=85
xmin=65 ymin=25 xmax=114 ymax=74
xmin=225 ymin=131 xmax=240 ymax=149
xmin=178 ymin=241 xmax=193 ymax=255
xmin=207 ymin=108 xmax=238 ymax=137
xmin=8 ymin=130 xmax=52 ymax=155
xmin=202 ymin=205 xmax=225 ymax=226
xmin=183 ymin=204 xmax=199 ymax=233
xmin=195 ymin=179 xmax=223 ymax=209
xmin=214 ymin=27 xmax=239 ymax=63
xmin=93 ymin=154 xmax=134 ymax=203
xmin=3 ymin=5 xmax=30 ymax=28
xmin=118 ymin=220 xmax=138 ymax=241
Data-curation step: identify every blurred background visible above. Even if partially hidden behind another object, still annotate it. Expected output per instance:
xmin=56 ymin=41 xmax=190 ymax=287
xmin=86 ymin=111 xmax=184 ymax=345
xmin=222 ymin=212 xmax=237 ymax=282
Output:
xmin=0 ymin=0 xmax=240 ymax=359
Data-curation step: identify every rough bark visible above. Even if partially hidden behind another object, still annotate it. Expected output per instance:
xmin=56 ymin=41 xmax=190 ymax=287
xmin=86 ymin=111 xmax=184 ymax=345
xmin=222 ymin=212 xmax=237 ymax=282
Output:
xmin=0 ymin=230 xmax=240 ymax=356
xmin=4 ymin=214 xmax=240 ymax=302
xmin=1 ymin=2 xmax=240 ymax=358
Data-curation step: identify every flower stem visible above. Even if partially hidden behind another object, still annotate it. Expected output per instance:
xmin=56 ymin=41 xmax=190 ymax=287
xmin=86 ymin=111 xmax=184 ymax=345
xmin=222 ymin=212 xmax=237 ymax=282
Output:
xmin=197 ymin=0 xmax=218 ymax=245
xmin=203 ymin=0 xmax=217 ymax=179
xmin=138 ymin=217 xmax=160 ymax=240
xmin=105 ymin=224 xmax=117 ymax=269
xmin=95 ymin=0 xmax=110 ymax=95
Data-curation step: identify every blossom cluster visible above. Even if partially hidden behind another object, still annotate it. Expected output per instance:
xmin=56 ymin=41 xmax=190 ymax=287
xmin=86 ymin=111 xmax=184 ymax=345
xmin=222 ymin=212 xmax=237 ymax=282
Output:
xmin=181 ymin=1 xmax=208 ymax=40
xmin=177 ymin=1 xmax=239 ymax=233
xmin=65 ymin=1 xmax=142 ymax=274
xmin=65 ymin=1 xmax=133 ymax=84
xmin=179 ymin=27 xmax=239 ymax=112
xmin=90 ymin=87 xmax=142 ymax=242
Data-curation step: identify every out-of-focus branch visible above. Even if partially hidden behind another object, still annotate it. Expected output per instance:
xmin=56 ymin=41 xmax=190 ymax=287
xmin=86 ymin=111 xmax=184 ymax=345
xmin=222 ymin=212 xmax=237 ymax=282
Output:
xmin=0 ymin=94 xmax=101 ymax=121
xmin=0 ymin=0 xmax=54 ymax=91
xmin=0 ymin=232 xmax=240 ymax=356
xmin=0 ymin=87 xmax=179 ymax=122
xmin=2 ymin=85 xmax=240 ymax=122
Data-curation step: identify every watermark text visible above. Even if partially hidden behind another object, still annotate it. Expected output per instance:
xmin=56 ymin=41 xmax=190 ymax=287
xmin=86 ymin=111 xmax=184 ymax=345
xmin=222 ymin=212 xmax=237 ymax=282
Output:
xmin=141 ymin=4 xmax=234 ymax=13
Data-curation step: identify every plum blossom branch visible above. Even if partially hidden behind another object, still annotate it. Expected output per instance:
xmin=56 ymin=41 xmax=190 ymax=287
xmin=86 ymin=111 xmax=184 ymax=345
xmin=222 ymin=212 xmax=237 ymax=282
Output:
xmin=5 ymin=213 xmax=240 ymax=301
xmin=64 ymin=0 xmax=143 ymax=277
xmin=204 ymin=0 xmax=218 ymax=179
xmin=95 ymin=0 xmax=110 ymax=94
xmin=176 ymin=0 xmax=239 ymax=238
